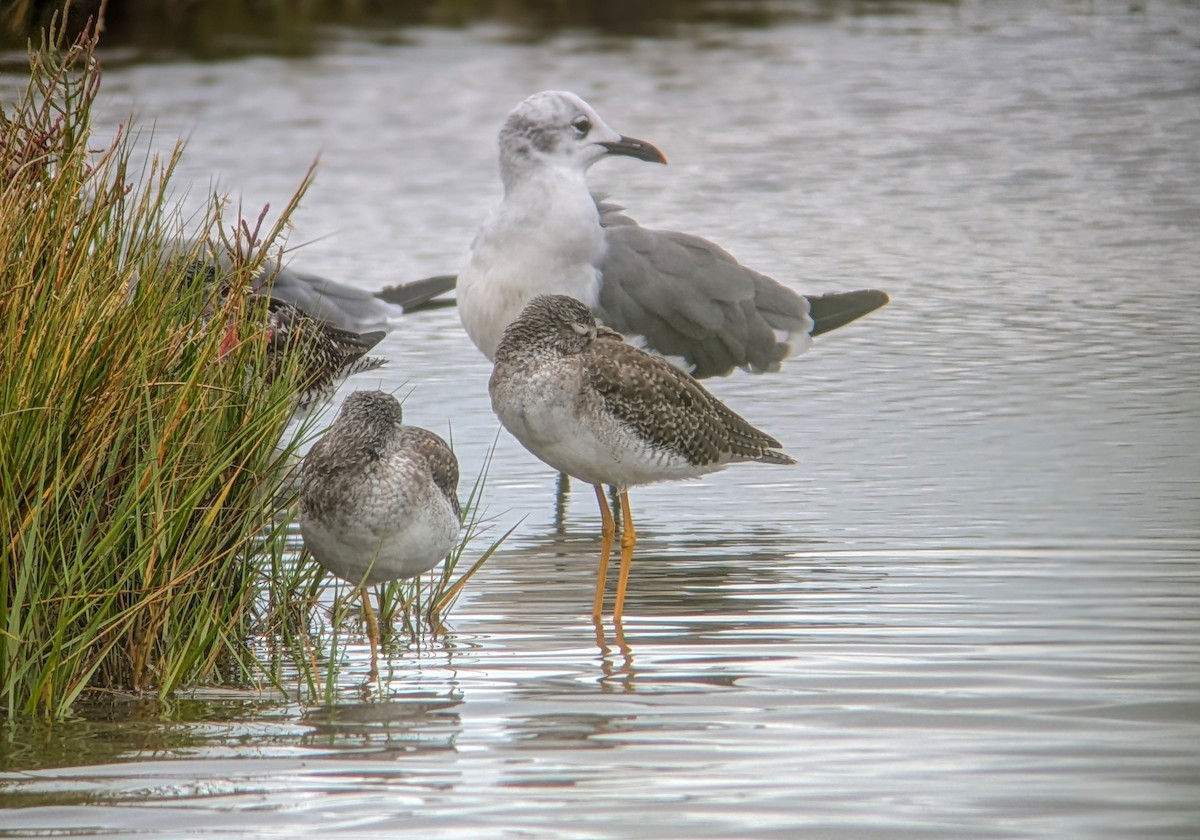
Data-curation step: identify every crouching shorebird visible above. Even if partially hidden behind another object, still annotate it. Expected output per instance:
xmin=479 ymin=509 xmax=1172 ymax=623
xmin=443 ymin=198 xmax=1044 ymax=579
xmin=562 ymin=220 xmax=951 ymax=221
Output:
xmin=459 ymin=90 xmax=889 ymax=377
xmin=489 ymin=295 xmax=796 ymax=623
xmin=299 ymin=390 xmax=462 ymax=678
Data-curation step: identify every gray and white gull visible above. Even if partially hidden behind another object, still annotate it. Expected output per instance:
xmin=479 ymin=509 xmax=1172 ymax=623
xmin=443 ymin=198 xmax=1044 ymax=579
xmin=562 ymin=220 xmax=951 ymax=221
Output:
xmin=171 ymin=245 xmax=454 ymax=412
xmin=261 ymin=263 xmax=456 ymax=334
xmin=169 ymin=239 xmax=456 ymax=334
xmin=458 ymin=90 xmax=889 ymax=379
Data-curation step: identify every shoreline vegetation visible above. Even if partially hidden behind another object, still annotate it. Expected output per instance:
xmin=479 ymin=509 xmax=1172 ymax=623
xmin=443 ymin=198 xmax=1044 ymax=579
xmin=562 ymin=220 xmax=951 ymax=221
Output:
xmin=0 ymin=19 xmax=502 ymax=719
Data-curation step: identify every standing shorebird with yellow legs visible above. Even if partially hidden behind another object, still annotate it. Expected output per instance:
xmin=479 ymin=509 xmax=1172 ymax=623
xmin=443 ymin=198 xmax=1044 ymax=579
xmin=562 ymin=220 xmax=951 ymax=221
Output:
xmin=489 ymin=294 xmax=796 ymax=623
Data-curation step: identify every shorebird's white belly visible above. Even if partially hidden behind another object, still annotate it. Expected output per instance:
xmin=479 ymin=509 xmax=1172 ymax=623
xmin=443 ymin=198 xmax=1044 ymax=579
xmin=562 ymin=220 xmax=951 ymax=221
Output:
xmin=301 ymin=455 xmax=459 ymax=587
xmin=491 ymin=364 xmax=722 ymax=490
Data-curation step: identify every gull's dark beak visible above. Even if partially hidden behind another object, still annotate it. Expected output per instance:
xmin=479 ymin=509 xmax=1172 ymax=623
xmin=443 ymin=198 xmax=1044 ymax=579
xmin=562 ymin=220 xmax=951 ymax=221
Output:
xmin=600 ymin=135 xmax=667 ymax=164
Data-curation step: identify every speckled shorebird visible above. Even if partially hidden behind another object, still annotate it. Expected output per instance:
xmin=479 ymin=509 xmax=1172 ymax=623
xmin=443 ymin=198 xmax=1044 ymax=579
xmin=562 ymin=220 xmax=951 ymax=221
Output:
xmin=489 ymin=294 xmax=797 ymax=622
xmin=260 ymin=298 xmax=388 ymax=414
xmin=183 ymin=260 xmax=390 ymax=413
xmin=459 ymin=90 xmax=889 ymax=376
xmin=299 ymin=390 xmax=461 ymax=677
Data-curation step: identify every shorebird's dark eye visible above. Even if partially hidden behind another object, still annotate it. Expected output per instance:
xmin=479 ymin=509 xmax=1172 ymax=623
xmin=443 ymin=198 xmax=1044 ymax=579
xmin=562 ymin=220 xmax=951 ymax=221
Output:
xmin=571 ymin=116 xmax=591 ymax=136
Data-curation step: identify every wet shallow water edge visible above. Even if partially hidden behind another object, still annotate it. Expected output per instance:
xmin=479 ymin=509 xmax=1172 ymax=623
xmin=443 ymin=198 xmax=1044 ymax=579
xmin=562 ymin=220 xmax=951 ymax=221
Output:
xmin=3 ymin=0 xmax=1200 ymax=837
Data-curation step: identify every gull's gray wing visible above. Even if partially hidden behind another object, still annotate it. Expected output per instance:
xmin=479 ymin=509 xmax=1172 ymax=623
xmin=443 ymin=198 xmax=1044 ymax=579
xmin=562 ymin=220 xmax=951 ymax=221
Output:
xmin=594 ymin=202 xmax=888 ymax=379
xmin=260 ymin=268 xmax=456 ymax=333
xmin=260 ymin=266 xmax=393 ymax=333
xmin=805 ymin=287 xmax=891 ymax=337
xmin=161 ymin=238 xmax=455 ymax=333
xmin=376 ymin=274 xmax=457 ymax=313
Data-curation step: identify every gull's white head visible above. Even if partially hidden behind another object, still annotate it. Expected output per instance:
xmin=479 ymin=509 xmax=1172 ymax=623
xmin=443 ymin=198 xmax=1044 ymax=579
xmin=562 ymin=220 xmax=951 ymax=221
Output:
xmin=497 ymin=90 xmax=666 ymax=186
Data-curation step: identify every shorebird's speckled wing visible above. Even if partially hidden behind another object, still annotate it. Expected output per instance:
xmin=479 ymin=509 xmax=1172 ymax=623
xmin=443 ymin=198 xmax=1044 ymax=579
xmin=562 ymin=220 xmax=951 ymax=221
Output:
xmin=580 ymin=330 xmax=793 ymax=469
xmin=266 ymin=299 xmax=385 ymax=407
xmin=399 ymin=426 xmax=462 ymax=519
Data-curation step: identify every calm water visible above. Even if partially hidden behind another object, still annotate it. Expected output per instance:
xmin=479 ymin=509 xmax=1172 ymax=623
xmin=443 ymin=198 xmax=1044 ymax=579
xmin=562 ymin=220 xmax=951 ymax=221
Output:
xmin=3 ymin=1 xmax=1200 ymax=837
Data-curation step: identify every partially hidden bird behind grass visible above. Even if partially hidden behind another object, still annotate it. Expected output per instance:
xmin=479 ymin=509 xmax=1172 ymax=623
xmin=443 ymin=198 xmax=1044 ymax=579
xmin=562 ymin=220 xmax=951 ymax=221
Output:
xmin=181 ymin=259 xmax=388 ymax=416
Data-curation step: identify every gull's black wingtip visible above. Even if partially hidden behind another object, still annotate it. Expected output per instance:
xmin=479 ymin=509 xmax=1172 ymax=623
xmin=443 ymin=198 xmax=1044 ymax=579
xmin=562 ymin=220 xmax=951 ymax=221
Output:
xmin=807 ymin=289 xmax=890 ymax=338
xmin=375 ymin=273 xmax=458 ymax=312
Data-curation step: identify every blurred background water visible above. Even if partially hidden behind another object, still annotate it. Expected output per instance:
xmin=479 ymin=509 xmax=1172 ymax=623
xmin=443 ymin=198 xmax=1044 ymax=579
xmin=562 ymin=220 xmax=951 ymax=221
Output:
xmin=2 ymin=1 xmax=1198 ymax=837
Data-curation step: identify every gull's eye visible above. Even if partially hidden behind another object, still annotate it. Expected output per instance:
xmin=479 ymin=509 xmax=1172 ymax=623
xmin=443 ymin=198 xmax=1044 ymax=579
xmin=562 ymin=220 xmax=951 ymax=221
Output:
xmin=571 ymin=116 xmax=592 ymax=136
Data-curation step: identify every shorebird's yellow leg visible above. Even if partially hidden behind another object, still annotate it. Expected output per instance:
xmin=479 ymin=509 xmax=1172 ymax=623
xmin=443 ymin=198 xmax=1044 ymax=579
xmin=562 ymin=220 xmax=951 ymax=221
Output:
xmin=613 ymin=491 xmax=637 ymax=623
xmin=592 ymin=484 xmax=616 ymax=620
xmin=361 ymin=585 xmax=381 ymax=682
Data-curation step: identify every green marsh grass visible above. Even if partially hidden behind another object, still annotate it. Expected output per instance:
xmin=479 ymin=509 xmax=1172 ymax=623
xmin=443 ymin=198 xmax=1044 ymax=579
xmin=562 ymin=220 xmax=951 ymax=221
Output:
xmin=1 ymin=23 xmax=502 ymax=716
xmin=0 ymin=22 xmax=318 ymax=717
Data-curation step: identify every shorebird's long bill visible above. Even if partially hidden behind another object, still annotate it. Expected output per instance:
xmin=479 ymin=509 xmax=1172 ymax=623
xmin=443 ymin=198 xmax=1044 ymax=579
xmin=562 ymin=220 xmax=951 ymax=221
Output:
xmin=600 ymin=135 xmax=667 ymax=165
